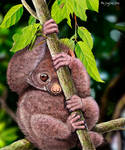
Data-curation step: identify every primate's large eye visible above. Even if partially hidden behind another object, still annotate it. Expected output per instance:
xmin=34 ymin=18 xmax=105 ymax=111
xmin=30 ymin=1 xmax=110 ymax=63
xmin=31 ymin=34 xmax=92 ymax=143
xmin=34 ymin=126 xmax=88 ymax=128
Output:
xmin=40 ymin=73 xmax=49 ymax=82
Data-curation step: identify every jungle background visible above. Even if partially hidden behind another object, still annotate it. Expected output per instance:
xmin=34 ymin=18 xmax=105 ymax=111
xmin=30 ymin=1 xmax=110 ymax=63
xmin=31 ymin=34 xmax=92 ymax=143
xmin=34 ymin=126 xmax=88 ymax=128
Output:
xmin=0 ymin=0 xmax=125 ymax=150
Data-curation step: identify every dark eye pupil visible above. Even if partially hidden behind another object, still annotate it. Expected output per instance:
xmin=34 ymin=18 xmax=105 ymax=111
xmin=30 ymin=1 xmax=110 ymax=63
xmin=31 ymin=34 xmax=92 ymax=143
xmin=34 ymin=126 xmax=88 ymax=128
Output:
xmin=40 ymin=74 xmax=49 ymax=82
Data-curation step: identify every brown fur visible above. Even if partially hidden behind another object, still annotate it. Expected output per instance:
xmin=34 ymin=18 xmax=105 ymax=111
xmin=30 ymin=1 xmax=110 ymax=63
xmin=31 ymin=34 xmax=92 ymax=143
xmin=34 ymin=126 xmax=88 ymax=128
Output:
xmin=7 ymin=36 xmax=103 ymax=150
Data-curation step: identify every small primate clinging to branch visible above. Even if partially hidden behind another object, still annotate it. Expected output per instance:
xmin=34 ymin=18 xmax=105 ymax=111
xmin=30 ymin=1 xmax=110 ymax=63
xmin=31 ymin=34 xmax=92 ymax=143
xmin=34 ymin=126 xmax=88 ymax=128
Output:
xmin=7 ymin=19 xmax=103 ymax=150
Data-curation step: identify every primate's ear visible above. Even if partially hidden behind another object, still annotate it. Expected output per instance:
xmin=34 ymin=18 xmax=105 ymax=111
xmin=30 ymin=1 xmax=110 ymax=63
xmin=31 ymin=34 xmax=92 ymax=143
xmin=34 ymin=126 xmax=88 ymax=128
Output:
xmin=7 ymin=36 xmax=47 ymax=95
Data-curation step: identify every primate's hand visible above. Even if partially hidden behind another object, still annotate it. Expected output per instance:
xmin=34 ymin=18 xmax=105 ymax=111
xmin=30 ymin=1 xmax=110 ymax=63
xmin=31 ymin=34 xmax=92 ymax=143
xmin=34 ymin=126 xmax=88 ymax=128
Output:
xmin=43 ymin=19 xmax=59 ymax=35
xmin=67 ymin=112 xmax=85 ymax=132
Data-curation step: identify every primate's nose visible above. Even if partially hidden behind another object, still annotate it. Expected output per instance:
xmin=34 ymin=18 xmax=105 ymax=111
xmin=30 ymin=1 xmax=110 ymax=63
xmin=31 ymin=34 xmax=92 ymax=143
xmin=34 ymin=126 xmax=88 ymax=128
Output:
xmin=51 ymin=83 xmax=62 ymax=95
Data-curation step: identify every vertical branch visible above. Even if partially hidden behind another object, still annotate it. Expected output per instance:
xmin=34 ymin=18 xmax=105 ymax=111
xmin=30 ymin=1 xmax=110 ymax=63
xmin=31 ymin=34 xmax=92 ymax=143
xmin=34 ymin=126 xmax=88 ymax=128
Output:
xmin=31 ymin=0 xmax=96 ymax=149
xmin=113 ymin=95 xmax=125 ymax=119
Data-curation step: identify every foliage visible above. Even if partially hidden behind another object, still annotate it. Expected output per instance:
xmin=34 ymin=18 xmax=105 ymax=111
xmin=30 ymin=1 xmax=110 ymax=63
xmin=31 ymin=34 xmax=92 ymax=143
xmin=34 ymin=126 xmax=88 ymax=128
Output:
xmin=0 ymin=4 xmax=23 ymax=29
xmin=75 ymin=41 xmax=103 ymax=82
xmin=10 ymin=23 xmax=40 ymax=52
xmin=28 ymin=15 xmax=36 ymax=25
xmin=51 ymin=0 xmax=99 ymax=26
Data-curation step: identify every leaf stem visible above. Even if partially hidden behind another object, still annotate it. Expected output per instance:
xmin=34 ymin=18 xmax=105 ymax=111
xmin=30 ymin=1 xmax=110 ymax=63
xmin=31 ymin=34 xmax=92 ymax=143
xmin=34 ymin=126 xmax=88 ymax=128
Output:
xmin=74 ymin=14 xmax=78 ymax=43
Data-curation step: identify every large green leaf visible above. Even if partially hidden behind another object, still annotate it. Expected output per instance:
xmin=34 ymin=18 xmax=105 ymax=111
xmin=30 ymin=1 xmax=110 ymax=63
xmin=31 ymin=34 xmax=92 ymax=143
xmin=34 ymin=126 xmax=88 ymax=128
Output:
xmin=51 ymin=0 xmax=99 ymax=27
xmin=10 ymin=24 xmax=40 ymax=52
xmin=51 ymin=0 xmax=73 ymax=27
xmin=86 ymin=0 xmax=99 ymax=12
xmin=0 ymin=4 xmax=23 ymax=28
xmin=78 ymin=26 xmax=93 ymax=49
xmin=73 ymin=0 xmax=87 ymax=21
xmin=75 ymin=41 xmax=104 ymax=82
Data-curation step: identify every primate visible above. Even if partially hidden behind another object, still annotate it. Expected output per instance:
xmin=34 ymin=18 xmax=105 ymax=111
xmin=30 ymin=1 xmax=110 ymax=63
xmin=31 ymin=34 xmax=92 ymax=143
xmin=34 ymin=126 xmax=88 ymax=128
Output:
xmin=7 ymin=19 xmax=103 ymax=150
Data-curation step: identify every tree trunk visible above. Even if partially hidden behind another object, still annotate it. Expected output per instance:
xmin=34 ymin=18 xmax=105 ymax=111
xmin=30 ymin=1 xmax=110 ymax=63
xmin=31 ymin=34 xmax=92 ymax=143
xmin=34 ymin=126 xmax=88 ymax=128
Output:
xmin=31 ymin=0 xmax=96 ymax=149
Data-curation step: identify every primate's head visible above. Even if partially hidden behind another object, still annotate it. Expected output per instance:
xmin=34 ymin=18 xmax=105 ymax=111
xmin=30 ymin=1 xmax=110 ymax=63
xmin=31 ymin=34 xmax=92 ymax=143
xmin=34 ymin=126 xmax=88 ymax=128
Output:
xmin=7 ymin=36 xmax=72 ymax=96
xmin=27 ymin=49 xmax=62 ymax=95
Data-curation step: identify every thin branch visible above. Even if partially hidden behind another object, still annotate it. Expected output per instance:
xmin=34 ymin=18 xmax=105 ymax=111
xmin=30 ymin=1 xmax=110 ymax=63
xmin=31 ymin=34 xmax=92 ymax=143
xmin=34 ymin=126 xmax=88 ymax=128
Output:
xmin=100 ymin=70 xmax=125 ymax=121
xmin=93 ymin=118 xmax=125 ymax=134
xmin=0 ymin=139 xmax=34 ymax=150
xmin=113 ymin=94 xmax=125 ymax=119
xmin=100 ymin=76 xmax=119 ymax=121
xmin=21 ymin=0 xmax=38 ymax=19
xmin=0 ymin=89 xmax=17 ymax=122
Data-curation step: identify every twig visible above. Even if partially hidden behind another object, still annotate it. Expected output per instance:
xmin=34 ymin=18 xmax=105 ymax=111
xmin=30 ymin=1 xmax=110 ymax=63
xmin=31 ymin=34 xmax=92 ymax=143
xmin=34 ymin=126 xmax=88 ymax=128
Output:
xmin=113 ymin=94 xmax=125 ymax=119
xmin=21 ymin=0 xmax=38 ymax=19
xmin=100 ymin=76 xmax=119 ymax=121
xmin=0 ymin=139 xmax=34 ymax=150
xmin=0 ymin=89 xmax=17 ymax=122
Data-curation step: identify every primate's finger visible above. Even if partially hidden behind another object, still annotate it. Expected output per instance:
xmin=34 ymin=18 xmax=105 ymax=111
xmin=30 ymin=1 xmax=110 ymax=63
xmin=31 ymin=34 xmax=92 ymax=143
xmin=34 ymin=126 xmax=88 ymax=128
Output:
xmin=52 ymin=52 xmax=67 ymax=60
xmin=54 ymin=61 xmax=69 ymax=70
xmin=71 ymin=115 xmax=80 ymax=123
xmin=73 ymin=125 xmax=85 ymax=130
xmin=44 ymin=19 xmax=56 ymax=26
xmin=44 ymin=24 xmax=58 ymax=30
xmin=53 ymin=58 xmax=67 ymax=66
xmin=44 ymin=28 xmax=58 ymax=35
xmin=73 ymin=121 xmax=85 ymax=126
xmin=68 ymin=112 xmax=77 ymax=121
xmin=66 ymin=103 xmax=78 ymax=109
xmin=69 ymin=105 xmax=81 ymax=112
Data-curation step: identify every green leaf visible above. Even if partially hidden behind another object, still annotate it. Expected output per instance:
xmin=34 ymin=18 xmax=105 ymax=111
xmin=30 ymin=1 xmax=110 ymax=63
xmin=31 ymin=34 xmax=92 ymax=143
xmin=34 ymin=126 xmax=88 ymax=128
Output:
xmin=28 ymin=15 xmax=36 ymax=25
xmin=51 ymin=0 xmax=73 ymax=27
xmin=51 ymin=0 xmax=99 ymax=27
xmin=0 ymin=4 xmax=23 ymax=28
xmin=78 ymin=26 xmax=93 ymax=49
xmin=73 ymin=0 xmax=87 ymax=21
xmin=75 ymin=41 xmax=104 ymax=82
xmin=60 ymin=38 xmax=75 ymax=50
xmin=86 ymin=0 xmax=99 ymax=12
xmin=10 ymin=23 xmax=40 ymax=52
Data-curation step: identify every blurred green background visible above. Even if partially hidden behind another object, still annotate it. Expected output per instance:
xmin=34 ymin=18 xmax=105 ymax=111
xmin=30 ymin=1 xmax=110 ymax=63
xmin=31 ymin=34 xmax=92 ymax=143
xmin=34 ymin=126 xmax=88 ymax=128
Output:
xmin=0 ymin=0 xmax=125 ymax=150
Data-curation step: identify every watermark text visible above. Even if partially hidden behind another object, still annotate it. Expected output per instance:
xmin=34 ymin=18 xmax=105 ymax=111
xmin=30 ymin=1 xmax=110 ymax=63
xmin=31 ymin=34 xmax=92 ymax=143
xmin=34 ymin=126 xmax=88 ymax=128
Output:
xmin=101 ymin=1 xmax=120 ymax=7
